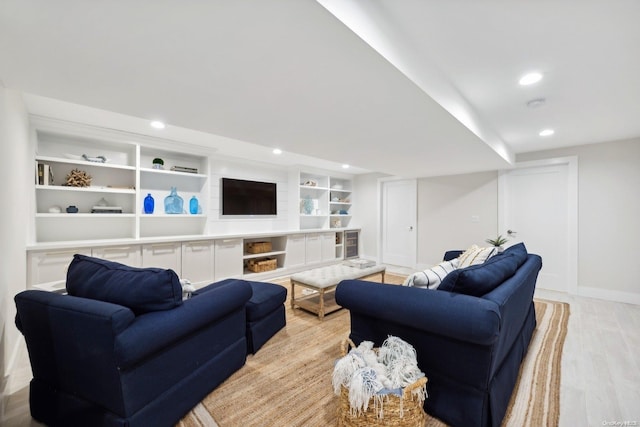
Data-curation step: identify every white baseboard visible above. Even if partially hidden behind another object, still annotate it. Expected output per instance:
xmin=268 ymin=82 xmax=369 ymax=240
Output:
xmin=577 ymin=286 xmax=640 ymax=306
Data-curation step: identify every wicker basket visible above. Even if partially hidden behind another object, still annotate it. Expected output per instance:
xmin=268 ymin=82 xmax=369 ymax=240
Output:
xmin=336 ymin=339 xmax=428 ymax=427
xmin=246 ymin=257 xmax=277 ymax=273
xmin=245 ymin=241 xmax=272 ymax=254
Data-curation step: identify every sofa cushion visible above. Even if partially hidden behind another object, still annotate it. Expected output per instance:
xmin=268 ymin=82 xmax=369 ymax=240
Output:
xmin=457 ymin=245 xmax=499 ymax=268
xmin=403 ymin=259 xmax=458 ymax=289
xmin=66 ymin=254 xmax=183 ymax=314
xmin=438 ymin=243 xmax=528 ymax=296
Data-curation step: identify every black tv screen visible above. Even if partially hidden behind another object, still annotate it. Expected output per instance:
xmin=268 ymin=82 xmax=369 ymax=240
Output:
xmin=221 ymin=178 xmax=277 ymax=216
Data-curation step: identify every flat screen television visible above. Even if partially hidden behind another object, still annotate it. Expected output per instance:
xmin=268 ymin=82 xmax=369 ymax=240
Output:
xmin=221 ymin=178 xmax=277 ymax=216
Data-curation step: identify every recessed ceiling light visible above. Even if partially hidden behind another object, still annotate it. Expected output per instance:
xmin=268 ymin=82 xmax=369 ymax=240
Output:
xmin=272 ymin=148 xmax=282 ymax=155
xmin=519 ymin=72 xmax=543 ymax=86
xmin=342 ymin=164 xmax=350 ymax=169
xmin=150 ymin=120 xmax=166 ymax=129
xmin=539 ymin=129 xmax=555 ymax=137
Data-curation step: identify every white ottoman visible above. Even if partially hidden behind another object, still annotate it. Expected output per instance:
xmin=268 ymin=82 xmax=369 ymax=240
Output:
xmin=290 ymin=263 xmax=386 ymax=319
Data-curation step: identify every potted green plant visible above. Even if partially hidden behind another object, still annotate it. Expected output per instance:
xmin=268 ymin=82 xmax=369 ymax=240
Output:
xmin=152 ymin=158 xmax=164 ymax=170
xmin=485 ymin=235 xmax=509 ymax=251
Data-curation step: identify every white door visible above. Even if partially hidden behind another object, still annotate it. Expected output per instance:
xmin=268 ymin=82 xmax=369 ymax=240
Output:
xmin=380 ymin=179 xmax=417 ymax=267
xmin=499 ymin=159 xmax=577 ymax=293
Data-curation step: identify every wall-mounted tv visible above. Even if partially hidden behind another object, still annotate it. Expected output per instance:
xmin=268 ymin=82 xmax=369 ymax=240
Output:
xmin=221 ymin=178 xmax=277 ymax=216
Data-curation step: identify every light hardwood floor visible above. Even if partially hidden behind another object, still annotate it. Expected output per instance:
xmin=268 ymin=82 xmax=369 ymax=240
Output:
xmin=2 ymin=289 xmax=639 ymax=427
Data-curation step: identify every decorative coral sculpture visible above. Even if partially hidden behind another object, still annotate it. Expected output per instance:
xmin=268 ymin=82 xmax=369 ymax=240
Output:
xmin=65 ymin=169 xmax=92 ymax=187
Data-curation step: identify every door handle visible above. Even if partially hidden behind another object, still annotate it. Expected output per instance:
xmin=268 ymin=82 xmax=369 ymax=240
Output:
xmin=507 ymin=229 xmax=517 ymax=236
xmin=408 ymin=226 xmax=414 ymax=231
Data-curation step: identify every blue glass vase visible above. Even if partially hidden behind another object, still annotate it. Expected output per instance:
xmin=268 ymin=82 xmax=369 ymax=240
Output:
xmin=189 ymin=196 xmax=199 ymax=214
xmin=164 ymin=187 xmax=184 ymax=214
xmin=143 ymin=193 xmax=154 ymax=214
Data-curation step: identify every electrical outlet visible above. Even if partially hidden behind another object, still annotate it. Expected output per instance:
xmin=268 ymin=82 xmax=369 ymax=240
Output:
xmin=471 ymin=215 xmax=480 ymax=223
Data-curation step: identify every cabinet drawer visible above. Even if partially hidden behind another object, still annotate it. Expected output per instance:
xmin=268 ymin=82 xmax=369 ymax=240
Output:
xmin=92 ymin=245 xmax=141 ymax=267
xmin=28 ymin=248 xmax=91 ymax=291
xmin=142 ymin=242 xmax=182 ymax=274
xmin=182 ymin=241 xmax=214 ymax=286
xmin=214 ymin=239 xmax=243 ymax=280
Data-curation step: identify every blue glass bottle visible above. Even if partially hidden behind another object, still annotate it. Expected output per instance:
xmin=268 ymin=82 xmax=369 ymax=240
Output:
xmin=143 ymin=193 xmax=154 ymax=214
xmin=164 ymin=187 xmax=184 ymax=214
xmin=189 ymin=196 xmax=199 ymax=214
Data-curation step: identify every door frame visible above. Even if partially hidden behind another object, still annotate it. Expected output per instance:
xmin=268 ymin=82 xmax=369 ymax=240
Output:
xmin=498 ymin=156 xmax=578 ymax=294
xmin=377 ymin=177 xmax=417 ymax=268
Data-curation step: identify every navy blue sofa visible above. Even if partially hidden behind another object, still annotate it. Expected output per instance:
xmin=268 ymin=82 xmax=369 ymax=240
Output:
xmin=336 ymin=244 xmax=542 ymax=427
xmin=15 ymin=255 xmax=253 ymax=427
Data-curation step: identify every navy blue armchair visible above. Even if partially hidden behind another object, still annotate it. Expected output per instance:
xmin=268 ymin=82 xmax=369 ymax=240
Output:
xmin=15 ymin=255 xmax=252 ymax=427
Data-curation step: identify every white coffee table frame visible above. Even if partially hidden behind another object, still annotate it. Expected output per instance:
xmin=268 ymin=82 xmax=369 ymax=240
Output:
xmin=290 ymin=264 xmax=386 ymax=319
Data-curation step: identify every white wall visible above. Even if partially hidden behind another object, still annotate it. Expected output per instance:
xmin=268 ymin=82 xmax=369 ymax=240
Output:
xmin=518 ymin=138 xmax=640 ymax=302
xmin=417 ymin=172 xmax=498 ymax=267
xmin=0 ymin=88 xmax=31 ymax=407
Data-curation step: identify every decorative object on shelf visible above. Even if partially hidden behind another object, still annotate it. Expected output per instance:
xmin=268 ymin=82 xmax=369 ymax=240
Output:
xmin=302 ymin=180 xmax=317 ymax=187
xmin=66 ymin=205 xmax=79 ymax=214
xmin=65 ymin=169 xmax=92 ymax=187
xmin=332 ymin=184 xmax=343 ymax=190
xmin=96 ymin=197 xmax=108 ymax=207
xmin=189 ymin=196 xmax=199 ymax=214
xmin=91 ymin=206 xmax=123 ymax=214
xmin=246 ymin=257 xmax=277 ymax=273
xmin=301 ymin=196 xmax=314 ymax=215
xmin=171 ymin=166 xmax=198 ymax=174
xmin=245 ymin=241 xmax=272 ymax=254
xmin=164 ymin=187 xmax=184 ymax=214
xmin=144 ymin=193 xmax=155 ymax=214
xmin=332 ymin=196 xmax=340 ymax=202
xmin=339 ymin=210 xmax=349 ymax=215
xmin=48 ymin=206 xmax=62 ymax=213
xmin=81 ymin=154 xmax=107 ymax=163
xmin=332 ymin=218 xmax=342 ymax=228
xmin=152 ymin=158 xmax=164 ymax=170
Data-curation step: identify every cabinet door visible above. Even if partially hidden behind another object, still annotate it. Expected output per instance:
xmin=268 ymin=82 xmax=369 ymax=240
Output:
xmin=285 ymin=235 xmax=306 ymax=268
xmin=28 ymin=248 xmax=91 ymax=292
xmin=142 ymin=242 xmax=182 ymax=275
xmin=305 ymin=234 xmax=322 ymax=265
xmin=214 ymin=239 xmax=243 ymax=280
xmin=321 ymin=232 xmax=336 ymax=261
xmin=92 ymin=245 xmax=141 ymax=267
xmin=182 ymin=240 xmax=214 ymax=286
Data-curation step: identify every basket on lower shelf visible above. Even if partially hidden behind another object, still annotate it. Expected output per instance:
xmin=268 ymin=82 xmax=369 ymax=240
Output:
xmin=335 ymin=339 xmax=428 ymax=427
xmin=245 ymin=241 xmax=272 ymax=254
xmin=246 ymin=257 xmax=277 ymax=273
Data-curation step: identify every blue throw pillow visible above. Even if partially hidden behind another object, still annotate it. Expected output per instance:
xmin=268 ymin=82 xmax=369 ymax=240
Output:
xmin=438 ymin=243 xmax=528 ymax=296
xmin=66 ymin=254 xmax=183 ymax=314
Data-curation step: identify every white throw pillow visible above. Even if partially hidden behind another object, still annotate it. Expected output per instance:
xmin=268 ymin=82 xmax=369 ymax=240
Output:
xmin=403 ymin=259 xmax=459 ymax=289
xmin=457 ymin=245 xmax=499 ymax=268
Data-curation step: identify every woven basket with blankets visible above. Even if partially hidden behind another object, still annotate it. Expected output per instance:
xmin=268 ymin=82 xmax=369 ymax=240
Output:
xmin=333 ymin=336 xmax=428 ymax=427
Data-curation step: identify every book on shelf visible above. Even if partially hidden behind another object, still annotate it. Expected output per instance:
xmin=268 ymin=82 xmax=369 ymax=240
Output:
xmin=91 ymin=206 xmax=123 ymax=214
xmin=170 ymin=166 xmax=198 ymax=174
xmin=36 ymin=163 xmax=54 ymax=185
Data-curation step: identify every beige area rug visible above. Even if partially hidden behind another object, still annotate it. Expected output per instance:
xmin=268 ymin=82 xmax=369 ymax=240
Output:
xmin=178 ymin=274 xmax=569 ymax=427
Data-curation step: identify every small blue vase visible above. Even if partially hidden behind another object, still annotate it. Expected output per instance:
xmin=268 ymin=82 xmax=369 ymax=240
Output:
xmin=143 ymin=193 xmax=154 ymax=214
xmin=164 ymin=187 xmax=184 ymax=214
xmin=189 ymin=196 xmax=199 ymax=214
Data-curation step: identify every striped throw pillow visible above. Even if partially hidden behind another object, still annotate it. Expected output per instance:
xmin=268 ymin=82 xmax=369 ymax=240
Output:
xmin=403 ymin=259 xmax=459 ymax=289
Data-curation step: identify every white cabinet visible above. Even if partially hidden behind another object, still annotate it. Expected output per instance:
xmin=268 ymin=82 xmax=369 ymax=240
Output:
xmin=285 ymin=234 xmax=306 ymax=268
xmin=214 ymin=238 xmax=243 ymax=280
xmin=305 ymin=234 xmax=322 ymax=264
xmin=181 ymin=240 xmax=214 ymax=286
xmin=92 ymin=245 xmax=141 ymax=267
xmin=27 ymin=248 xmax=91 ymax=292
xmin=142 ymin=242 xmax=182 ymax=274
xmin=321 ymin=232 xmax=336 ymax=261
xmin=31 ymin=117 xmax=209 ymax=244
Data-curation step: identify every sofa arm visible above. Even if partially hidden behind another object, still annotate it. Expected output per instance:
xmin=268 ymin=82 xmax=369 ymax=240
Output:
xmin=114 ymin=279 xmax=252 ymax=369
xmin=336 ymin=280 xmax=501 ymax=346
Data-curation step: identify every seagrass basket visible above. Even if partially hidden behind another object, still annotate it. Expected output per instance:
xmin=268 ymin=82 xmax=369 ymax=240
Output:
xmin=336 ymin=339 xmax=428 ymax=427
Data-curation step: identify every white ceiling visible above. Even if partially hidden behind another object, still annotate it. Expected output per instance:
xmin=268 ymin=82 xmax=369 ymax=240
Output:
xmin=1 ymin=1 xmax=639 ymax=177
